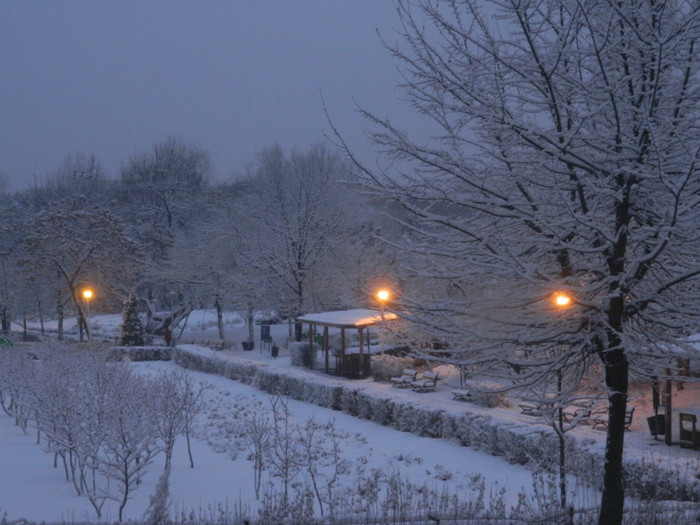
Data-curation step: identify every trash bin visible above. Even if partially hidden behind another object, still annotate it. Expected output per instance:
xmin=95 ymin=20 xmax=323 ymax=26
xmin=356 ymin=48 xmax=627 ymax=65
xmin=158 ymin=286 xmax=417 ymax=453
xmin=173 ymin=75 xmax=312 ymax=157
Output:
xmin=271 ymin=345 xmax=279 ymax=358
xmin=647 ymin=414 xmax=665 ymax=436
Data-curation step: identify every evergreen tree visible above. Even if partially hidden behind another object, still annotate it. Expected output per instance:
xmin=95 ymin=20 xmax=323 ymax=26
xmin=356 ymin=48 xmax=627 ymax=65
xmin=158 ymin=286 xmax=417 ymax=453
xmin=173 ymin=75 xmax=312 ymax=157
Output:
xmin=119 ymin=292 xmax=144 ymax=346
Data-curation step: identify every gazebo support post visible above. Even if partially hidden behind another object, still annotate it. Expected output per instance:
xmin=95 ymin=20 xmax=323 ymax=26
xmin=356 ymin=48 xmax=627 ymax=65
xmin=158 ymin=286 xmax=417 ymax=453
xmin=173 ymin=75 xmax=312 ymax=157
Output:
xmin=664 ymin=368 xmax=673 ymax=446
xmin=358 ymin=328 xmax=364 ymax=378
xmin=340 ymin=328 xmax=345 ymax=377
xmin=324 ymin=326 xmax=329 ymax=374
xmin=308 ymin=324 xmax=314 ymax=370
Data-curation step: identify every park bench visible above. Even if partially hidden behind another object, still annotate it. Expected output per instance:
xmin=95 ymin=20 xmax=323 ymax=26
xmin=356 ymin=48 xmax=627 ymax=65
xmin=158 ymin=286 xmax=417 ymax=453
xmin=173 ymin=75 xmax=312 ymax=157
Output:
xmin=520 ymin=401 xmax=548 ymax=416
xmin=589 ymin=407 xmax=635 ymax=430
xmin=208 ymin=339 xmax=225 ymax=351
xmin=679 ymin=413 xmax=699 ymax=449
xmin=563 ymin=404 xmax=593 ymax=424
xmin=411 ymin=371 xmax=440 ymax=393
xmin=391 ymin=369 xmax=418 ymax=388
xmin=451 ymin=388 xmax=473 ymax=402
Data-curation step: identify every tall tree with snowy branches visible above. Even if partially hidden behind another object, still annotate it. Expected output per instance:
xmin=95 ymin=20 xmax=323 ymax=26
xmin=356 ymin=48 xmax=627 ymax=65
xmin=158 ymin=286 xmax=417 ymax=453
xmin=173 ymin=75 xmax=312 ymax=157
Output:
xmin=248 ymin=144 xmax=354 ymax=336
xmin=21 ymin=197 xmax=144 ymax=341
xmin=341 ymin=1 xmax=700 ymax=523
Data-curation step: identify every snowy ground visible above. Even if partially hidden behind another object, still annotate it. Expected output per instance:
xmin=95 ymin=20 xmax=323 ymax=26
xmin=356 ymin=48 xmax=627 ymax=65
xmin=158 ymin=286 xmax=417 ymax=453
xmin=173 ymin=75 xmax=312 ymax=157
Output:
xmin=2 ymin=310 xmax=698 ymax=523
xmin=0 ymin=360 xmax=587 ymax=524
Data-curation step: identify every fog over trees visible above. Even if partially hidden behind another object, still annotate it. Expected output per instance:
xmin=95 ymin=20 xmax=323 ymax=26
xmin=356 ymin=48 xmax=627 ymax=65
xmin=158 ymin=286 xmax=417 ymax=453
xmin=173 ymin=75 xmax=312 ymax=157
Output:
xmin=0 ymin=137 xmax=398 ymax=345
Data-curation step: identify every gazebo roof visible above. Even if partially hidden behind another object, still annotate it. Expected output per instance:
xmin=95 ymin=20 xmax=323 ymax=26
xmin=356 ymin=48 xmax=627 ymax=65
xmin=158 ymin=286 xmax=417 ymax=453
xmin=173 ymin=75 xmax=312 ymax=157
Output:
xmin=298 ymin=308 xmax=398 ymax=329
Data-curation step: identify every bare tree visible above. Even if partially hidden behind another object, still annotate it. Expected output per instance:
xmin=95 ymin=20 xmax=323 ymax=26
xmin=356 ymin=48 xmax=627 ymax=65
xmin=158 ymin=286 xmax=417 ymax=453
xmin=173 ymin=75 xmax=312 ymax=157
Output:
xmin=24 ymin=152 xmax=114 ymax=206
xmin=20 ymin=197 xmax=144 ymax=341
xmin=244 ymin=409 xmax=271 ymax=500
xmin=121 ymin=136 xmax=210 ymax=261
xmin=247 ymin=144 xmax=356 ymax=336
xmin=267 ymin=395 xmax=304 ymax=502
xmin=120 ymin=137 xmax=211 ymax=339
xmin=0 ymin=197 xmax=26 ymax=334
xmin=100 ymin=379 xmax=160 ymax=523
xmin=340 ymin=2 xmax=700 ymax=523
xmin=151 ymin=369 xmax=208 ymax=470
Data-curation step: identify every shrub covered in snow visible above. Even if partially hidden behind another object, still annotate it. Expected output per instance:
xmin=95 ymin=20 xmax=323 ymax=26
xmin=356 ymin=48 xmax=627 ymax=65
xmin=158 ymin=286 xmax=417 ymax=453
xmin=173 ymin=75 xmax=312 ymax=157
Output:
xmin=463 ymin=380 xmax=510 ymax=408
xmin=172 ymin=346 xmax=700 ymax=503
xmin=109 ymin=346 xmax=171 ymax=362
xmin=369 ymin=353 xmax=414 ymax=381
xmin=289 ymin=342 xmax=319 ymax=368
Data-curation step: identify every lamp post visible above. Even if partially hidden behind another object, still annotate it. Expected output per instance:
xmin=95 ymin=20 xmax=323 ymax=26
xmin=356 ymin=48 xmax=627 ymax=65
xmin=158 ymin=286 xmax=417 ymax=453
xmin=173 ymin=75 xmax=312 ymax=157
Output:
xmin=82 ymin=288 xmax=93 ymax=342
xmin=552 ymin=290 xmax=573 ymax=515
xmin=376 ymin=289 xmax=391 ymax=355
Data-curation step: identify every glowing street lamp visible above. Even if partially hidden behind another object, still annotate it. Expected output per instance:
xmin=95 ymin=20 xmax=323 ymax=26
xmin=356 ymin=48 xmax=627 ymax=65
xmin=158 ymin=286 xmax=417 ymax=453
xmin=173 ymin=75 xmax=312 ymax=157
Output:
xmin=375 ymin=288 xmax=392 ymax=355
xmin=553 ymin=291 xmax=572 ymax=308
xmin=550 ymin=288 xmax=574 ymax=510
xmin=82 ymin=288 xmax=94 ymax=341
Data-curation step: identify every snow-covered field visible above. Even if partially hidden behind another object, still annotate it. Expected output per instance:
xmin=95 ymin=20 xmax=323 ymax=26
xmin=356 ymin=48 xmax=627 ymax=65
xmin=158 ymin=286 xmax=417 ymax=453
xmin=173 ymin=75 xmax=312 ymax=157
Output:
xmin=1 ymin=310 xmax=698 ymax=523
xmin=1 ymin=360 xmax=581 ymax=524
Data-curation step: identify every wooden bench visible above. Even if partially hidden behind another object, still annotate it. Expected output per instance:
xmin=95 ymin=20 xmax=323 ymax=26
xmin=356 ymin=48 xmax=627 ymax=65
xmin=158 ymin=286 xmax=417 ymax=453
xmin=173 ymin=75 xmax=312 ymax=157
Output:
xmin=411 ymin=371 xmax=440 ymax=393
xmin=208 ymin=339 xmax=225 ymax=351
xmin=452 ymin=388 xmax=472 ymax=402
xmin=520 ymin=401 xmax=546 ymax=416
xmin=589 ymin=407 xmax=635 ymax=430
xmin=391 ymin=369 xmax=418 ymax=388
xmin=563 ymin=405 xmax=593 ymax=424
xmin=679 ymin=413 xmax=699 ymax=449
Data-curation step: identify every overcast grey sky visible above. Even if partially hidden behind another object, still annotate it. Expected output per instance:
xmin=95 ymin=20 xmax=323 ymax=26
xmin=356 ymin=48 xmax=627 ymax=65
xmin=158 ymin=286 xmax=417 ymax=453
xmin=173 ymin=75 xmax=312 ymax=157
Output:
xmin=1 ymin=1 xmax=416 ymax=192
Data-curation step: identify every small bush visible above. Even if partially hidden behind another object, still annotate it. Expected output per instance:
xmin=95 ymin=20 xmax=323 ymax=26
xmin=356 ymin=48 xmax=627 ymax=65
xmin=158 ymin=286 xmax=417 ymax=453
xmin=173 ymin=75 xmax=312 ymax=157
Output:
xmin=370 ymin=354 xmax=414 ymax=382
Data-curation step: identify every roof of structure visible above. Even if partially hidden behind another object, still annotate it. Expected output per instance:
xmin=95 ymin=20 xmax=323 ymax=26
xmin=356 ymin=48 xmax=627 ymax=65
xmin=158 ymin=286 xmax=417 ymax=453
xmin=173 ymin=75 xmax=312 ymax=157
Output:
xmin=297 ymin=308 xmax=398 ymax=329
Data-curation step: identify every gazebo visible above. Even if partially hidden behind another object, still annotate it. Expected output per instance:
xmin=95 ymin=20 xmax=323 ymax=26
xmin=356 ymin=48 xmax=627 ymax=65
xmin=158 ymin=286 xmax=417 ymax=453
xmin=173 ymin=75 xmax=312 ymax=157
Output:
xmin=297 ymin=308 xmax=398 ymax=378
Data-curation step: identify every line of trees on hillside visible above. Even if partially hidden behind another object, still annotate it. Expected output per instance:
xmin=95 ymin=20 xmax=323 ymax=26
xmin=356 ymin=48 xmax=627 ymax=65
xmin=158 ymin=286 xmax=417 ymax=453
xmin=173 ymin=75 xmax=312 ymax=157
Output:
xmin=0 ymin=139 xmax=402 ymax=344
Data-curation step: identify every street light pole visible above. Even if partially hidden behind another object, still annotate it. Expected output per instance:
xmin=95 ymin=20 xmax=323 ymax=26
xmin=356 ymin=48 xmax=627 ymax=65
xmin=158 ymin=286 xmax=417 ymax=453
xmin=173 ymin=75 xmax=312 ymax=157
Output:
xmin=552 ymin=290 xmax=573 ymax=518
xmin=376 ymin=289 xmax=391 ymax=354
xmin=82 ymin=288 xmax=93 ymax=342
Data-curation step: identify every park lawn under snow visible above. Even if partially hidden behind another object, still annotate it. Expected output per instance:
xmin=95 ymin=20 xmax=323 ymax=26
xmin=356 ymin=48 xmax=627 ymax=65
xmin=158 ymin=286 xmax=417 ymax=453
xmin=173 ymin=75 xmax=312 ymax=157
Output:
xmin=1 ymin=358 xmax=581 ymax=524
xmin=2 ymin=309 xmax=698 ymax=523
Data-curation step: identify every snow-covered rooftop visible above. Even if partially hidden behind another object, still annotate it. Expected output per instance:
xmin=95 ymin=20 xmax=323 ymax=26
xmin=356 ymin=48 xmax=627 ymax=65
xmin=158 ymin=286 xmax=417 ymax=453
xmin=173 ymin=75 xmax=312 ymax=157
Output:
xmin=298 ymin=308 xmax=398 ymax=328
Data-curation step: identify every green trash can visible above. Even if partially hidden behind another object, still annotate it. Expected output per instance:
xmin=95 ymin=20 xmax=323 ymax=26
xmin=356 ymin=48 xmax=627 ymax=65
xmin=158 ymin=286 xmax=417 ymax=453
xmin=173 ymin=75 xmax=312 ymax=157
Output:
xmin=647 ymin=415 xmax=665 ymax=436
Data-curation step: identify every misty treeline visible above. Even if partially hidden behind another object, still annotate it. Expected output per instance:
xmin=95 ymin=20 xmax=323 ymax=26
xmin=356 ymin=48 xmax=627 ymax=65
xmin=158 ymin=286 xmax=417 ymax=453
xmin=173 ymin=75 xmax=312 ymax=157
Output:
xmin=0 ymin=344 xmax=208 ymax=521
xmin=0 ymin=139 xmax=401 ymax=343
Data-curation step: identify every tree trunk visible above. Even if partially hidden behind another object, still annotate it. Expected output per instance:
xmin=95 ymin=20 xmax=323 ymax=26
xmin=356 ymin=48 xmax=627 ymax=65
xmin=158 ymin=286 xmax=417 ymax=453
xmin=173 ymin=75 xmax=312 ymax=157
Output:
xmin=598 ymin=340 xmax=629 ymax=525
xmin=1 ymin=306 xmax=8 ymax=333
xmin=215 ymin=295 xmax=224 ymax=341
xmin=246 ymin=303 xmax=254 ymax=345
xmin=36 ymin=298 xmax=44 ymax=335
xmin=57 ymin=293 xmax=64 ymax=341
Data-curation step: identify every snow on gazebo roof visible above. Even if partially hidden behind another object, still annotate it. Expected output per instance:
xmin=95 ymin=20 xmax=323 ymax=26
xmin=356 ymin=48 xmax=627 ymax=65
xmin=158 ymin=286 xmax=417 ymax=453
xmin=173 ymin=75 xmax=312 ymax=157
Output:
xmin=298 ymin=308 xmax=398 ymax=329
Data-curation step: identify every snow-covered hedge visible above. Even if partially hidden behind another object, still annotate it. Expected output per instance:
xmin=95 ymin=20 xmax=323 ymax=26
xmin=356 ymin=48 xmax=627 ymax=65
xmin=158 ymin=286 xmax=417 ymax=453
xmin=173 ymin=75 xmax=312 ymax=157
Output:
xmin=108 ymin=345 xmax=171 ymax=362
xmin=173 ymin=346 xmax=699 ymax=502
